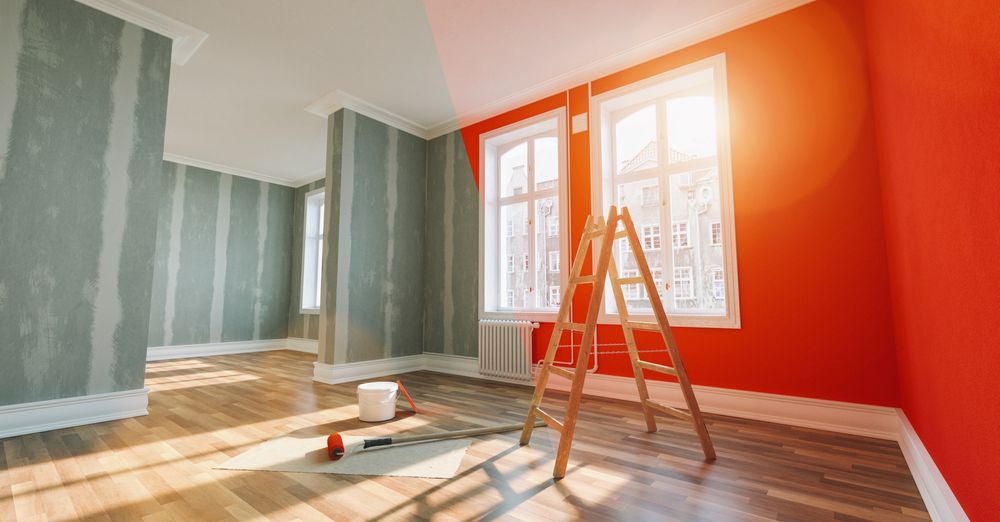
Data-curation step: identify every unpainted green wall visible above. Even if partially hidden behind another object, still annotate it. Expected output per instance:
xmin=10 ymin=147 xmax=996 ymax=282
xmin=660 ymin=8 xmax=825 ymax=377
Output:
xmin=0 ymin=0 xmax=171 ymax=406
xmin=147 ymin=161 xmax=293 ymax=347
xmin=423 ymin=131 xmax=479 ymax=356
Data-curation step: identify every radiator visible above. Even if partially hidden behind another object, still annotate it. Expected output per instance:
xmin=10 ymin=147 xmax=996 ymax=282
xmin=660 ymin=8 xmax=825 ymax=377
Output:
xmin=478 ymin=319 xmax=537 ymax=382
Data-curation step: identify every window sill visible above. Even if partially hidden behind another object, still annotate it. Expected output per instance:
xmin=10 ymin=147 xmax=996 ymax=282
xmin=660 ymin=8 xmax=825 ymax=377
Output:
xmin=300 ymin=308 xmax=320 ymax=316
xmin=481 ymin=310 xmax=558 ymax=323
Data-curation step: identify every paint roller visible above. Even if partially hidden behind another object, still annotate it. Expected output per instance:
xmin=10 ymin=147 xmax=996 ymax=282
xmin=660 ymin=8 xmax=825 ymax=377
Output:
xmin=326 ymin=420 xmax=545 ymax=461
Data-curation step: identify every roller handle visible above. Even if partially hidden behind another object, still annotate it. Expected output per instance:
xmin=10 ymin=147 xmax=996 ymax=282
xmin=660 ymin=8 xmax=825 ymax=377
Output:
xmin=363 ymin=437 xmax=393 ymax=449
xmin=386 ymin=420 xmax=544 ymax=446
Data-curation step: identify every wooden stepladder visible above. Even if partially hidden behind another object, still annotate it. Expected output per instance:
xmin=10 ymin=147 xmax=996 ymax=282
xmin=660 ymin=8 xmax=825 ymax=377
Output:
xmin=519 ymin=205 xmax=716 ymax=479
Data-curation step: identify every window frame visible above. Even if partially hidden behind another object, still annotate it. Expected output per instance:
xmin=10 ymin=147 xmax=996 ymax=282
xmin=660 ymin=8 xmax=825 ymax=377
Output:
xmin=299 ymin=187 xmax=325 ymax=314
xmin=479 ymin=108 xmax=569 ymax=321
xmin=590 ymin=53 xmax=741 ymax=329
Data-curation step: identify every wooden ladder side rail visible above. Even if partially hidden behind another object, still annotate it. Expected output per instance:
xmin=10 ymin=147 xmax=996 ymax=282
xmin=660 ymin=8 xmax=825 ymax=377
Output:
xmin=604 ymin=236 xmax=658 ymax=433
xmin=550 ymin=211 xmax=620 ymax=478
xmin=520 ymin=215 xmax=599 ymax=446
xmin=620 ymin=207 xmax=716 ymax=461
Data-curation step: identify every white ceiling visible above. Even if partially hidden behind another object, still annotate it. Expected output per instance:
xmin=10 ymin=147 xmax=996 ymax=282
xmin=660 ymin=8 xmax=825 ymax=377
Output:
xmin=130 ymin=0 xmax=808 ymax=185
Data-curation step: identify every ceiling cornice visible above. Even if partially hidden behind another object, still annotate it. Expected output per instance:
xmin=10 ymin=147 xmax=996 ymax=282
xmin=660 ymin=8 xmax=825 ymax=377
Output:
xmin=290 ymin=169 xmax=327 ymax=188
xmin=305 ymin=90 xmax=436 ymax=140
xmin=429 ymin=0 xmax=814 ymax=132
xmin=163 ymin=153 xmax=297 ymax=187
xmin=74 ymin=0 xmax=208 ymax=65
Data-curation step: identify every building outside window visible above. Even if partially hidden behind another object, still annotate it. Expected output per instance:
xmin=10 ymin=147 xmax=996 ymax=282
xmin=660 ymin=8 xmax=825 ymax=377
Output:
xmin=591 ymin=54 xmax=740 ymax=328
xmin=480 ymin=109 xmax=567 ymax=318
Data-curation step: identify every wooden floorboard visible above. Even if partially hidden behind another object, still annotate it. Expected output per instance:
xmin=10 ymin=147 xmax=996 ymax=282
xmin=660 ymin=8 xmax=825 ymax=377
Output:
xmin=0 ymin=351 xmax=928 ymax=521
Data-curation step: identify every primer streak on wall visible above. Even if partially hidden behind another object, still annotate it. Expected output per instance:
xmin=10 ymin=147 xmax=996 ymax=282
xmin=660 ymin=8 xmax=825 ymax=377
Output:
xmin=424 ymin=131 xmax=479 ymax=357
xmin=87 ymin=23 xmax=142 ymax=391
xmin=161 ymin=165 xmax=186 ymax=347
xmin=0 ymin=0 xmax=171 ymax=406
xmin=287 ymin=178 xmax=325 ymax=340
xmin=331 ymin=111 xmax=356 ymax=364
xmin=382 ymin=128 xmax=400 ymax=358
xmin=148 ymin=161 xmax=292 ymax=347
xmin=318 ymin=112 xmax=343 ymax=364
xmin=210 ymin=174 xmax=232 ymax=342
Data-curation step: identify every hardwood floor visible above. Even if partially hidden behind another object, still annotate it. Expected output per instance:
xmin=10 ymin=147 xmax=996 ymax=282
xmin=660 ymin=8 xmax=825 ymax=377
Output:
xmin=1 ymin=351 xmax=928 ymax=521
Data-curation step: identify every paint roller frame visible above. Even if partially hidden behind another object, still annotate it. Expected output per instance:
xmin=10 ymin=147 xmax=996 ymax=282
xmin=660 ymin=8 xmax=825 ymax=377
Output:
xmin=327 ymin=420 xmax=546 ymax=461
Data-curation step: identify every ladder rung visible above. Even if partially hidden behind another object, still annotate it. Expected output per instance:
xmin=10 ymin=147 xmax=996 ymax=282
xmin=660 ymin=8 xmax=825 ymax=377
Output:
xmin=636 ymin=360 xmax=678 ymax=376
xmin=546 ymin=364 xmax=576 ymax=380
xmin=615 ymin=276 xmax=644 ymax=285
xmin=643 ymin=400 xmax=692 ymax=420
xmin=535 ymin=408 xmax=564 ymax=432
xmin=571 ymin=275 xmax=596 ymax=285
xmin=560 ymin=322 xmax=587 ymax=332
xmin=625 ymin=321 xmax=662 ymax=332
xmin=614 ymin=230 xmax=627 ymax=239
xmin=585 ymin=227 xmax=607 ymax=239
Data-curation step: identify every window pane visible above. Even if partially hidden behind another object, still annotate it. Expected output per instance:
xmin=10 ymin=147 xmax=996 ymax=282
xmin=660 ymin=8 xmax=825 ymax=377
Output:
xmin=535 ymin=196 xmax=559 ymax=309
xmin=614 ymin=179 xmax=662 ymax=313
xmin=534 ymin=136 xmax=558 ymax=191
xmin=500 ymin=142 xmax=528 ymax=197
xmin=667 ymin=168 xmax=725 ymax=313
xmin=500 ymin=202 xmax=530 ymax=308
xmin=615 ymin=105 xmax=657 ymax=175
xmin=666 ymin=96 xmax=716 ymax=162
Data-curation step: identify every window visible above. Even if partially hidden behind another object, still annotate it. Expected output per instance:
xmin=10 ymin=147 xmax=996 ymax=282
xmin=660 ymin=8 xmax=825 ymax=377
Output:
xmin=711 ymin=222 xmax=722 ymax=246
xmin=621 ymin=269 xmax=642 ymax=299
xmin=300 ymin=189 xmax=325 ymax=312
xmin=481 ymin=109 xmax=567 ymax=317
xmin=549 ymin=286 xmax=561 ymax=306
xmin=673 ymin=267 xmax=693 ymax=303
xmin=642 ymin=185 xmax=658 ymax=207
xmin=642 ymin=224 xmax=661 ymax=250
xmin=672 ymin=222 xmax=689 ymax=248
xmin=593 ymin=54 xmax=740 ymax=328
xmin=710 ymin=267 xmax=725 ymax=300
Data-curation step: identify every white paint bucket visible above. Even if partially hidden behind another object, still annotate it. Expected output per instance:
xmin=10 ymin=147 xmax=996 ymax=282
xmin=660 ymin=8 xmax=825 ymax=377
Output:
xmin=357 ymin=381 xmax=398 ymax=422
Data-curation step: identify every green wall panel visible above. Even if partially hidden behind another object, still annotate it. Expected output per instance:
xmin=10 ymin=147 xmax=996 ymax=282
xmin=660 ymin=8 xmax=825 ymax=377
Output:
xmin=0 ymin=0 xmax=170 ymax=406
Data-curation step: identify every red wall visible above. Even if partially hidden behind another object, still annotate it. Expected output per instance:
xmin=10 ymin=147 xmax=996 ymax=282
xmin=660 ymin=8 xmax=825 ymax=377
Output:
xmin=864 ymin=0 xmax=1000 ymax=517
xmin=463 ymin=0 xmax=900 ymax=407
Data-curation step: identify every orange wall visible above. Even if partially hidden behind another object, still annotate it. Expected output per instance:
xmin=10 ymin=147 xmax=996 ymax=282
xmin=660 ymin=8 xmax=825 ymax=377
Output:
xmin=864 ymin=0 xmax=1000 ymax=516
xmin=463 ymin=0 xmax=899 ymax=406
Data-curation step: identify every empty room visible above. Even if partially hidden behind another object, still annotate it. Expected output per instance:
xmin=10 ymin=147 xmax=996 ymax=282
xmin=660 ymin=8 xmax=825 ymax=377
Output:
xmin=1 ymin=0 xmax=997 ymax=520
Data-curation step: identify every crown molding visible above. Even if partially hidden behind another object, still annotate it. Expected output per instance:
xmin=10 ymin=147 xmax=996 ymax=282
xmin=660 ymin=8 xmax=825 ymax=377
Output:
xmin=305 ymin=90 xmax=440 ymax=140
xmin=444 ymin=0 xmax=814 ymax=130
xmin=75 ymin=0 xmax=208 ymax=66
xmin=163 ymin=153 xmax=298 ymax=187
xmin=290 ymin=169 xmax=326 ymax=188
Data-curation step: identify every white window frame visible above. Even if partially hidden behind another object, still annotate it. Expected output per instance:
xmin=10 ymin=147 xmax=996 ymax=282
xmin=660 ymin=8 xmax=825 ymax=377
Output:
xmin=590 ymin=54 xmax=741 ymax=328
xmin=548 ymin=286 xmax=561 ymax=306
xmin=480 ymin=108 xmax=568 ymax=321
xmin=673 ymin=266 xmax=694 ymax=303
xmin=300 ymin=187 xmax=325 ymax=314
xmin=710 ymin=267 xmax=725 ymax=300
xmin=711 ymin=222 xmax=722 ymax=246
xmin=641 ymin=185 xmax=658 ymax=207
xmin=548 ymin=251 xmax=560 ymax=272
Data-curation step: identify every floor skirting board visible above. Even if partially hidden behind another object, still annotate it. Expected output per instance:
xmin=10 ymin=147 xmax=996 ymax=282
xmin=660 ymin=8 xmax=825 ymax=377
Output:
xmin=312 ymin=353 xmax=479 ymax=385
xmin=896 ymin=411 xmax=969 ymax=521
xmin=147 ymin=339 xmax=311 ymax=360
xmin=0 ymin=388 xmax=149 ymax=439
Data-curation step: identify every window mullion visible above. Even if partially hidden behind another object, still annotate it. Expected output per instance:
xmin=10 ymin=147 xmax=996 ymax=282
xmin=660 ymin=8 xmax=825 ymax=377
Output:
xmin=658 ymin=101 xmax=672 ymax=313
xmin=526 ymin=138 xmax=537 ymax=310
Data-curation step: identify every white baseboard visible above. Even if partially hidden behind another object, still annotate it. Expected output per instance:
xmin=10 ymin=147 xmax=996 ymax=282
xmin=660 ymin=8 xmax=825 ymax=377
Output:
xmin=542 ymin=371 xmax=901 ymax=440
xmin=420 ymin=352 xmax=480 ymax=378
xmin=896 ymin=411 xmax=968 ymax=521
xmin=285 ymin=337 xmax=319 ymax=354
xmin=0 ymin=387 xmax=149 ymax=439
xmin=147 ymin=338 xmax=312 ymax=361
xmin=313 ymin=354 xmax=427 ymax=384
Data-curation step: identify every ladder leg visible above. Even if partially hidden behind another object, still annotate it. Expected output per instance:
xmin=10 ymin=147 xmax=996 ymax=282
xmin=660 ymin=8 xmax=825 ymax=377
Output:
xmin=605 ymin=247 xmax=657 ymax=432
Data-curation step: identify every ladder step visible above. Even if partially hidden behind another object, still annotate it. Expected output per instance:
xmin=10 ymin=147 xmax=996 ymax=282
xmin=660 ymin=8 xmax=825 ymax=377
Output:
xmin=560 ymin=322 xmax=587 ymax=332
xmin=643 ymin=400 xmax=692 ymax=420
xmin=636 ymin=360 xmax=678 ymax=376
xmin=571 ymin=275 xmax=596 ymax=285
xmin=615 ymin=276 xmax=644 ymax=285
xmin=546 ymin=364 xmax=576 ymax=380
xmin=584 ymin=227 xmax=607 ymax=239
xmin=625 ymin=321 xmax=662 ymax=332
xmin=614 ymin=230 xmax=628 ymax=239
xmin=535 ymin=408 xmax=564 ymax=432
